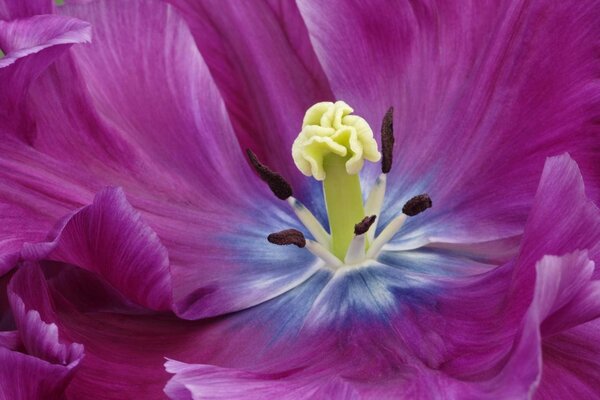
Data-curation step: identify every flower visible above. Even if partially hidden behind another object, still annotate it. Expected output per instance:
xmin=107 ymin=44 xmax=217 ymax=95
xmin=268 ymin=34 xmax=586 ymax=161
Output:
xmin=1 ymin=0 xmax=600 ymax=399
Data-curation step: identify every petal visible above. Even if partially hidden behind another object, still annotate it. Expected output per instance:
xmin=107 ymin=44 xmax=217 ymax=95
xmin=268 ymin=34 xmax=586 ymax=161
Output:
xmin=0 ymin=347 xmax=79 ymax=399
xmin=54 ymin=1 xmax=323 ymax=316
xmin=486 ymin=252 xmax=600 ymax=398
xmin=510 ymin=154 xmax=600 ymax=307
xmin=0 ymin=0 xmax=314 ymax=316
xmin=0 ymin=138 xmax=98 ymax=278
xmin=55 ymin=0 xmax=256 ymax=194
xmin=22 ymin=187 xmax=172 ymax=311
xmin=0 ymin=0 xmax=53 ymax=19
xmin=0 ymin=14 xmax=91 ymax=132
xmin=298 ymin=0 xmax=600 ymax=244
xmin=8 ymin=263 xmax=84 ymax=365
xmin=19 ymin=264 xmax=332 ymax=398
xmin=437 ymin=155 xmax=600 ymax=380
xmin=1 ymin=263 xmax=84 ymax=400
xmin=166 ymin=0 xmax=333 ymax=194
xmin=164 ymin=360 xmax=362 ymax=400
xmin=0 ymin=331 xmax=19 ymax=349
xmin=5 ymin=0 xmax=261 ymax=207
xmin=535 ymin=321 xmax=600 ymax=399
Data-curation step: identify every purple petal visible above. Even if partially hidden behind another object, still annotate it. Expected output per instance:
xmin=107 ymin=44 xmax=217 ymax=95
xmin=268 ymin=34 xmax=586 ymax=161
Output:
xmin=510 ymin=154 xmax=600 ymax=309
xmin=0 ymin=139 xmax=98 ymax=278
xmin=437 ymin=154 xmax=600 ymax=382
xmin=488 ymin=251 xmax=599 ymax=397
xmin=1 ymin=263 xmax=84 ymax=400
xmin=12 ymin=264 xmax=205 ymax=398
xmin=164 ymin=360 xmax=362 ymax=400
xmin=57 ymin=0 xmax=255 ymax=193
xmin=0 ymin=0 xmax=53 ymax=20
xmin=535 ymin=321 xmax=600 ymax=399
xmin=0 ymin=347 xmax=79 ymax=399
xmin=165 ymin=0 xmax=333 ymax=193
xmin=54 ymin=1 xmax=322 ymax=317
xmin=0 ymin=0 xmax=315 ymax=317
xmin=298 ymin=0 xmax=600 ymax=245
xmin=22 ymin=187 xmax=172 ymax=311
xmin=0 ymin=14 xmax=90 ymax=132
xmin=0 ymin=330 xmax=19 ymax=349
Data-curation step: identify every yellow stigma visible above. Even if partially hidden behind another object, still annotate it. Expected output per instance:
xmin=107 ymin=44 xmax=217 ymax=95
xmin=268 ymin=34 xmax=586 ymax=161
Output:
xmin=292 ymin=101 xmax=381 ymax=181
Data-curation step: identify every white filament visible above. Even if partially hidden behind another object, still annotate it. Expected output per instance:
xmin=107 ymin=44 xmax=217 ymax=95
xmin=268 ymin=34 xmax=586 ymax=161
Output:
xmin=287 ymin=197 xmax=330 ymax=247
xmin=306 ymin=240 xmax=342 ymax=267
xmin=344 ymin=233 xmax=367 ymax=265
xmin=364 ymin=174 xmax=387 ymax=243
xmin=366 ymin=214 xmax=407 ymax=259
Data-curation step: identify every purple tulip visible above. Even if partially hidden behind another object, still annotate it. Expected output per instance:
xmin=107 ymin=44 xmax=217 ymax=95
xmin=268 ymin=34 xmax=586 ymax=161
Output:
xmin=1 ymin=0 xmax=600 ymax=398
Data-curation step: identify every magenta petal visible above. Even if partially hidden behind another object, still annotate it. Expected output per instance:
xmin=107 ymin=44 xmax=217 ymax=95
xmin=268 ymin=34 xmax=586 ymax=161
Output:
xmin=510 ymin=154 xmax=600 ymax=306
xmin=0 ymin=0 xmax=53 ymax=20
xmin=164 ymin=360 xmax=306 ymax=400
xmin=0 ymin=347 xmax=79 ymax=399
xmin=542 ymin=280 xmax=600 ymax=336
xmin=1 ymin=264 xmax=84 ymax=400
xmin=8 ymin=264 xmax=84 ymax=365
xmin=164 ymin=360 xmax=364 ymax=400
xmin=166 ymin=0 xmax=333 ymax=189
xmin=490 ymin=251 xmax=599 ymax=397
xmin=0 ymin=139 xmax=99 ymax=279
xmin=22 ymin=187 xmax=172 ymax=311
xmin=0 ymin=14 xmax=91 ymax=132
xmin=57 ymin=0 xmax=254 ymax=192
xmin=0 ymin=330 xmax=18 ymax=349
xmin=536 ymin=322 xmax=600 ymax=399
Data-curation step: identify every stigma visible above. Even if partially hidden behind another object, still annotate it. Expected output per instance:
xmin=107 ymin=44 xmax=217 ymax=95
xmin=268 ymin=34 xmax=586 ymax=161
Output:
xmin=292 ymin=101 xmax=381 ymax=181
xmin=248 ymin=101 xmax=431 ymax=269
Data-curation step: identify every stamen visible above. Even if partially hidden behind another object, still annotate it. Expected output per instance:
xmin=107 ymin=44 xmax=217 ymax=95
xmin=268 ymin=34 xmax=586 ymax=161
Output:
xmin=364 ymin=174 xmax=387 ymax=242
xmin=381 ymin=107 xmax=394 ymax=174
xmin=306 ymin=240 xmax=343 ymax=267
xmin=354 ymin=215 xmax=376 ymax=235
xmin=366 ymin=214 xmax=407 ymax=259
xmin=247 ymin=149 xmax=293 ymax=200
xmin=267 ymin=229 xmax=306 ymax=247
xmin=345 ymin=215 xmax=376 ymax=265
xmin=287 ymin=198 xmax=330 ymax=246
xmin=291 ymin=101 xmax=383 ymax=260
xmin=267 ymin=229 xmax=341 ymax=266
xmin=402 ymin=194 xmax=432 ymax=216
xmin=366 ymin=194 xmax=432 ymax=258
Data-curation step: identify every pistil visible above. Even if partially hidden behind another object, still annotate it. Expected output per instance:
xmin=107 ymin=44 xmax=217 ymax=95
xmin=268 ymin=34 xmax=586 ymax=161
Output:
xmin=253 ymin=101 xmax=432 ymax=268
xmin=323 ymin=155 xmax=365 ymax=259
xmin=292 ymin=101 xmax=381 ymax=261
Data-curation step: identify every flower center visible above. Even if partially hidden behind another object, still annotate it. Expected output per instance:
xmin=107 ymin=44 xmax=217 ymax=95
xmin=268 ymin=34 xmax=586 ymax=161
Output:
xmin=292 ymin=101 xmax=380 ymax=259
xmin=248 ymin=101 xmax=431 ymax=267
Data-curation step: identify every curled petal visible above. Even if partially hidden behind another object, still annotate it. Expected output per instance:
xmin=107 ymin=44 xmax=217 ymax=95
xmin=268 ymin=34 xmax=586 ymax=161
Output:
xmin=0 ymin=14 xmax=91 ymax=132
xmin=164 ymin=360 xmax=361 ymax=400
xmin=22 ymin=187 xmax=172 ymax=311
xmin=510 ymin=154 xmax=600 ymax=311
xmin=1 ymin=263 xmax=84 ymax=400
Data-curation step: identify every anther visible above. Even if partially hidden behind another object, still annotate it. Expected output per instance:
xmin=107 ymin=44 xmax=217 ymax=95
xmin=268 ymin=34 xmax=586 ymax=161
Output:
xmin=345 ymin=215 xmax=377 ymax=265
xmin=354 ymin=215 xmax=376 ymax=235
xmin=247 ymin=149 xmax=293 ymax=200
xmin=267 ymin=229 xmax=306 ymax=248
xmin=402 ymin=194 xmax=432 ymax=216
xmin=381 ymin=107 xmax=394 ymax=174
xmin=366 ymin=195 xmax=433 ymax=259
